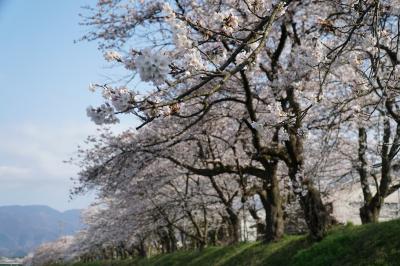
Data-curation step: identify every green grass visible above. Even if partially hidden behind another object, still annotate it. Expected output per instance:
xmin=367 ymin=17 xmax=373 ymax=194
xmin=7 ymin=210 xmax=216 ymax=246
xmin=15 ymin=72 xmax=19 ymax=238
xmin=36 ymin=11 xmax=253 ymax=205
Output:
xmin=68 ymin=219 xmax=400 ymax=266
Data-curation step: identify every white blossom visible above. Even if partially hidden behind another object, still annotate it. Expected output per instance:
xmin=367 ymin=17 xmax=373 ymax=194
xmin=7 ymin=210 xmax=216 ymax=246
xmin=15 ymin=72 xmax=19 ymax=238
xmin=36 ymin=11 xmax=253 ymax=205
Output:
xmin=104 ymin=51 xmax=122 ymax=62
xmin=103 ymin=86 xmax=134 ymax=112
xmin=86 ymin=104 xmax=119 ymax=125
xmin=136 ymin=50 xmax=169 ymax=85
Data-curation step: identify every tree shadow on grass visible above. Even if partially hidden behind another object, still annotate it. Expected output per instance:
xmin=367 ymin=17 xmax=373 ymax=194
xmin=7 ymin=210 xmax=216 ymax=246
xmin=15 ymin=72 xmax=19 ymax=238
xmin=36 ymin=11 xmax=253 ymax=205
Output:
xmin=142 ymin=242 xmax=259 ymax=266
xmin=220 ymin=236 xmax=309 ymax=266
xmin=292 ymin=221 xmax=400 ymax=266
xmin=141 ymin=249 xmax=203 ymax=266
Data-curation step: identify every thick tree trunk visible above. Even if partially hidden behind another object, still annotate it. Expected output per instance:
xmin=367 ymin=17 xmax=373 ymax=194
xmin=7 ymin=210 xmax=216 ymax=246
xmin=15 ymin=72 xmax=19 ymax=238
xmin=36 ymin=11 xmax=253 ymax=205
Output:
xmin=284 ymin=138 xmax=331 ymax=240
xmin=279 ymin=85 xmax=332 ymax=241
xmin=197 ymin=240 xmax=206 ymax=250
xmin=357 ymin=117 xmax=397 ymax=224
xmin=137 ymin=240 xmax=147 ymax=258
xmin=241 ymin=66 xmax=285 ymax=242
xmin=300 ymin=184 xmax=331 ymax=241
xmin=263 ymin=162 xmax=284 ymax=242
xmin=288 ymin=162 xmax=331 ymax=240
xmin=360 ymin=197 xmax=381 ymax=224
xmin=357 ymin=127 xmax=379 ymax=224
xmin=228 ymin=214 xmax=241 ymax=244
xmin=360 ymin=205 xmax=380 ymax=224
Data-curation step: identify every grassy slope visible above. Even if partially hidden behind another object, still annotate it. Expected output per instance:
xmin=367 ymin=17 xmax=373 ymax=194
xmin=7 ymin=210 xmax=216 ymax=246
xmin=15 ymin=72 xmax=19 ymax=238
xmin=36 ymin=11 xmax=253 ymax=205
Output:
xmin=70 ymin=219 xmax=400 ymax=266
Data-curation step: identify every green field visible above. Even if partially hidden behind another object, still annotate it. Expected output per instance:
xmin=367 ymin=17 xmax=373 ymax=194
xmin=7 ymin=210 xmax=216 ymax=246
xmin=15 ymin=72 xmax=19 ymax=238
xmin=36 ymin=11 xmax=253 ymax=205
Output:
xmin=65 ymin=219 xmax=400 ymax=266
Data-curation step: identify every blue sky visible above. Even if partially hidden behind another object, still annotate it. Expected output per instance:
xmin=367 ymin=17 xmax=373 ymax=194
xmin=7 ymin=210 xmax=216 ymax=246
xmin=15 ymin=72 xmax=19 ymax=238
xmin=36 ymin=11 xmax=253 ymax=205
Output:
xmin=0 ymin=0 xmax=130 ymax=211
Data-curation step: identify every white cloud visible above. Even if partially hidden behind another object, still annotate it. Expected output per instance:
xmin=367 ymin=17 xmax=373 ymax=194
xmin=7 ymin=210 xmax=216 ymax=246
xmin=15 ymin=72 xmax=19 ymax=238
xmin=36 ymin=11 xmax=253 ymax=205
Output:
xmin=0 ymin=122 xmax=99 ymax=209
xmin=0 ymin=122 xmax=97 ymax=178
xmin=1 ymin=122 xmax=132 ymax=175
xmin=0 ymin=120 xmax=131 ymax=210
xmin=0 ymin=165 xmax=31 ymax=178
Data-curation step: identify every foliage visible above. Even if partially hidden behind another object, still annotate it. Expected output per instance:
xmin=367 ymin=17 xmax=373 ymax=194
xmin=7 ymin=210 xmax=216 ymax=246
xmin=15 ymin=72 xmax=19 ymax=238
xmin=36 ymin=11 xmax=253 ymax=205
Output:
xmin=57 ymin=219 xmax=400 ymax=266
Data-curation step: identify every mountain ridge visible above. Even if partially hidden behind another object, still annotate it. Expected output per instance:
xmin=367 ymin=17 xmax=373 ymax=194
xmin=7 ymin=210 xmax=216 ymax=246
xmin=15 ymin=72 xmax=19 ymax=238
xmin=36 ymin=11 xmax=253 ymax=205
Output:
xmin=0 ymin=205 xmax=83 ymax=257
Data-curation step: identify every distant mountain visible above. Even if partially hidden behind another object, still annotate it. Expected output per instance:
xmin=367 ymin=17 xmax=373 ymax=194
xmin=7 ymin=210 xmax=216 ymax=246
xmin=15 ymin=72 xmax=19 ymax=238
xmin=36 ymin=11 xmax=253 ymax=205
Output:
xmin=0 ymin=205 xmax=83 ymax=257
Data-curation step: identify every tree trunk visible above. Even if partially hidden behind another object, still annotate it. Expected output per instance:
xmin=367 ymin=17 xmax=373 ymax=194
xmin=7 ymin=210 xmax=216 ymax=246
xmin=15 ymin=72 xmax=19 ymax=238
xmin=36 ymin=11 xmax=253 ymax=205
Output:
xmin=197 ymin=240 xmax=206 ymax=250
xmin=301 ymin=184 xmax=331 ymax=241
xmin=216 ymin=222 xmax=228 ymax=243
xmin=280 ymin=85 xmax=332 ymax=241
xmin=168 ymin=225 xmax=177 ymax=252
xmin=357 ymin=126 xmax=384 ymax=224
xmin=208 ymin=229 xmax=217 ymax=246
xmin=138 ymin=240 xmax=147 ymax=258
xmin=208 ymin=175 xmax=241 ymax=244
xmin=265 ymin=164 xmax=284 ymax=242
xmin=228 ymin=214 xmax=241 ymax=244
xmin=284 ymin=139 xmax=332 ymax=241
xmin=180 ymin=230 xmax=187 ymax=250
xmin=360 ymin=205 xmax=380 ymax=224
xmin=259 ymin=161 xmax=285 ymax=242
xmin=360 ymin=197 xmax=381 ymax=224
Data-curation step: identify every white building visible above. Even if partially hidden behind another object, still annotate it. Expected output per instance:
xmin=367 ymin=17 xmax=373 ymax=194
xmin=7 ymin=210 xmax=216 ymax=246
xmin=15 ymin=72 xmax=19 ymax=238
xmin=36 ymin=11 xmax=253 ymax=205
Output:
xmin=329 ymin=184 xmax=400 ymax=224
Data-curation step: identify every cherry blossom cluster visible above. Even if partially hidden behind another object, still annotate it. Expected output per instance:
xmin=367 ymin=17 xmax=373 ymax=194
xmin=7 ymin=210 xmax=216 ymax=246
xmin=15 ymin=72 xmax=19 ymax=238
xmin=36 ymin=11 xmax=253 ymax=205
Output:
xmin=135 ymin=49 xmax=170 ymax=85
xmin=86 ymin=104 xmax=119 ymax=125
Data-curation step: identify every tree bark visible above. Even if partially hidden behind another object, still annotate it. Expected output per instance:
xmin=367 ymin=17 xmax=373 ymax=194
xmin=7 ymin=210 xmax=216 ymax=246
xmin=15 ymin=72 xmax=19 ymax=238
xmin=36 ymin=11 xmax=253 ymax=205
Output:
xmin=240 ymin=67 xmax=284 ymax=242
xmin=137 ymin=240 xmax=147 ymax=258
xmin=300 ymin=184 xmax=330 ymax=241
xmin=168 ymin=225 xmax=177 ymax=252
xmin=360 ymin=196 xmax=381 ymax=224
xmin=228 ymin=213 xmax=241 ymax=244
xmin=263 ymin=161 xmax=284 ymax=242
xmin=280 ymin=86 xmax=332 ymax=241
xmin=357 ymin=125 xmax=388 ymax=224
xmin=285 ymin=153 xmax=332 ymax=240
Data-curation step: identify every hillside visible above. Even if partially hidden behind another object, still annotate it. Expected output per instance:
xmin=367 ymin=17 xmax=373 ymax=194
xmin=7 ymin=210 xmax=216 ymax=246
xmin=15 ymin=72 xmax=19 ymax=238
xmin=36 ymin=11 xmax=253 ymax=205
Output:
xmin=69 ymin=219 xmax=400 ymax=266
xmin=0 ymin=205 xmax=82 ymax=257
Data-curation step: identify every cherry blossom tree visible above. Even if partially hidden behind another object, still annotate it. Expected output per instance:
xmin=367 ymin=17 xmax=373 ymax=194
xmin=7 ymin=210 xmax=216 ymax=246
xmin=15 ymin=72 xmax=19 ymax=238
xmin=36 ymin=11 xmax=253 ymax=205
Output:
xmin=307 ymin=0 xmax=400 ymax=223
xmin=80 ymin=0 xmax=332 ymax=240
xmin=27 ymin=236 xmax=77 ymax=266
xmin=76 ymin=0 xmax=400 ymax=244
